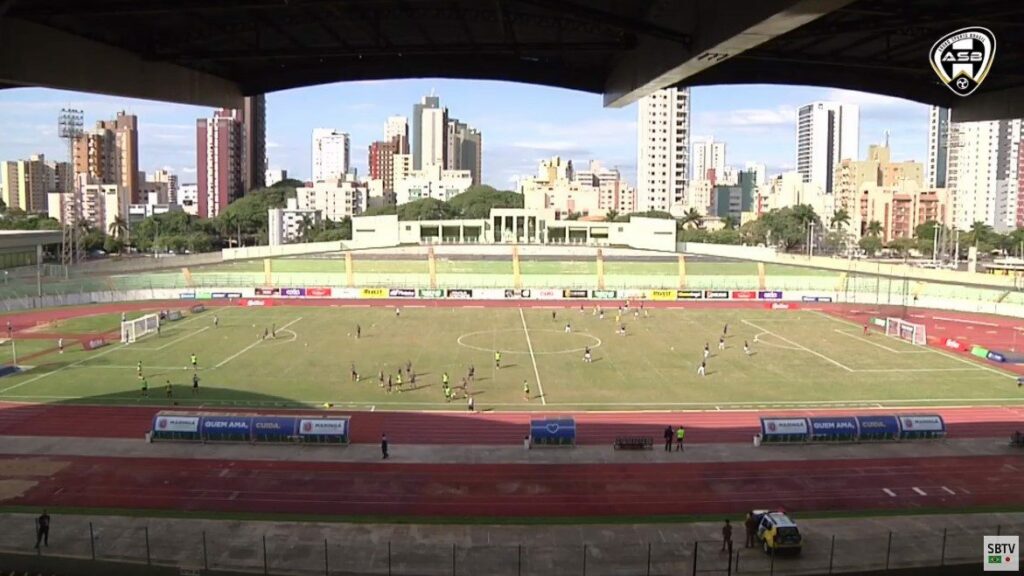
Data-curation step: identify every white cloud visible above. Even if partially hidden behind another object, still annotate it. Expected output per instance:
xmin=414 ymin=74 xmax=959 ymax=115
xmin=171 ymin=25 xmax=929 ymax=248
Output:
xmin=822 ymin=89 xmax=922 ymax=110
xmin=697 ymin=106 xmax=797 ymax=130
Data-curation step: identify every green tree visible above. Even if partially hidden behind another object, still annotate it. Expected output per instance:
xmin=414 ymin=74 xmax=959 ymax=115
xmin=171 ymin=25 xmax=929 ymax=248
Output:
xmin=829 ymin=208 xmax=850 ymax=230
xmin=103 ymin=236 xmax=124 ymax=254
xmin=858 ymin=235 xmax=883 ymax=256
xmin=604 ymin=209 xmax=619 ymax=222
xmin=446 ymin=185 xmax=522 ymax=218
xmin=396 ymin=198 xmax=457 ymax=221
xmin=886 ymin=237 xmax=916 ymax=258
xmin=679 ymin=208 xmax=703 ymax=229
xmin=107 ymin=215 xmax=128 ymax=240
xmin=721 ymin=215 xmax=738 ymax=230
xmin=866 ymin=220 xmax=883 ymax=237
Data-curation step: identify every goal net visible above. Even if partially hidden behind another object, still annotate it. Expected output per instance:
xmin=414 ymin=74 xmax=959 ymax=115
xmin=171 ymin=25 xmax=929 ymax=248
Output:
xmin=120 ymin=313 xmax=160 ymax=344
xmin=884 ymin=317 xmax=927 ymax=346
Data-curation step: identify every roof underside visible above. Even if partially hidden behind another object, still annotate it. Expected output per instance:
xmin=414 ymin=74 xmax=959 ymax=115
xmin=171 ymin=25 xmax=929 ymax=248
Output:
xmin=3 ymin=0 xmax=1023 ymax=116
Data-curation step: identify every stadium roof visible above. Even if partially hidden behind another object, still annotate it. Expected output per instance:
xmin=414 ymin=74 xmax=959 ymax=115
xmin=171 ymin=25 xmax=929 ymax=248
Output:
xmin=1 ymin=0 xmax=1022 ymax=120
xmin=0 ymin=230 xmax=62 ymax=251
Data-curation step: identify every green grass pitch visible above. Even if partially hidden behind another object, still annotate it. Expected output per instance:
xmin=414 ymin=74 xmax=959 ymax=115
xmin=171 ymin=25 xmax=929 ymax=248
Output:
xmin=0 ymin=305 xmax=1019 ymax=410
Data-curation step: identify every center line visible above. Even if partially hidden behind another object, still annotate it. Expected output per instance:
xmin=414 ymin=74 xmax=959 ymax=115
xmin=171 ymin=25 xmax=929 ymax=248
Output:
xmin=519 ymin=308 xmax=546 ymax=405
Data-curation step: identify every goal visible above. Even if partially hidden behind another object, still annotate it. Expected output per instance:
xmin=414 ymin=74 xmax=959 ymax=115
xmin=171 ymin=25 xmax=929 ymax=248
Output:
xmin=884 ymin=317 xmax=927 ymax=346
xmin=120 ymin=313 xmax=160 ymax=344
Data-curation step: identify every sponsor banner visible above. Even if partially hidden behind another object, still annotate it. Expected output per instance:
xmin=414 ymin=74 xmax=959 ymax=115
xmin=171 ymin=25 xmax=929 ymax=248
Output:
xmin=179 ymin=292 xmax=196 ymax=300
xmin=801 ymin=295 xmax=833 ymax=303
xmin=529 ymin=418 xmax=576 ymax=442
xmin=196 ymin=291 xmax=212 ymax=300
xmin=472 ymin=289 xmax=506 ymax=300
xmin=418 ymin=289 xmax=445 ymax=299
xmin=648 ymin=289 xmax=677 ymax=301
xmin=167 ymin=310 xmax=183 ymax=321
xmin=388 ymin=288 xmax=416 ymax=298
xmin=562 ymin=289 xmax=588 ymax=299
xmin=210 ymin=292 xmax=242 ymax=299
xmin=898 ymin=415 xmax=945 ymax=432
xmin=591 ymin=290 xmax=617 ymax=299
xmin=153 ymin=415 xmax=199 ymax=433
xmin=621 ymin=289 xmax=647 ymax=299
xmin=447 ymin=288 xmax=474 ymax=299
xmin=677 ymin=290 xmax=703 ymax=300
xmin=704 ymin=290 xmax=730 ymax=300
xmin=82 ymin=337 xmax=107 ymax=351
xmin=758 ymin=290 xmax=783 ymax=300
xmin=855 ymin=415 xmax=900 ymax=437
xmin=306 ymin=287 xmax=331 ymax=297
xmin=333 ymin=288 xmax=360 ymax=299
xmin=201 ymin=416 xmax=252 ymax=434
xmin=808 ymin=417 xmax=859 ymax=440
xmin=299 ymin=419 xmax=348 ymax=436
xmin=987 ymin=350 xmax=1007 ymax=362
xmin=871 ymin=317 xmax=887 ymax=328
xmin=244 ymin=299 xmax=269 ymax=307
xmin=944 ymin=338 xmax=963 ymax=351
xmin=360 ymin=287 xmax=388 ymax=299
xmin=760 ymin=417 xmax=809 ymax=437
xmin=732 ymin=290 xmax=757 ymax=300
xmin=255 ymin=287 xmax=279 ymax=296
xmin=535 ymin=288 xmax=562 ymax=300
xmin=971 ymin=345 xmax=990 ymax=359
xmin=280 ymin=287 xmax=305 ymax=297
xmin=767 ymin=302 xmax=795 ymax=310
xmin=251 ymin=416 xmax=298 ymax=438
xmin=191 ymin=304 xmax=206 ymax=313
xmin=504 ymin=289 xmax=532 ymax=299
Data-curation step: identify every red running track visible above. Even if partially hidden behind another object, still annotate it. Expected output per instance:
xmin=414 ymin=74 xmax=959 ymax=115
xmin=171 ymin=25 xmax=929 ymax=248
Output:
xmin=7 ymin=453 xmax=1024 ymax=517
xmin=2 ymin=402 xmax=1022 ymax=445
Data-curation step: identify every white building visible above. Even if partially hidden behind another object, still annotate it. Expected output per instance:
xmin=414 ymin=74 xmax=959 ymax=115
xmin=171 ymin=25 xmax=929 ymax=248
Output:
xmin=268 ymin=197 xmax=321 ymax=246
xmin=419 ymin=108 xmax=446 ymax=170
xmin=385 ymin=116 xmax=408 ymax=149
xmin=574 ymin=160 xmax=635 ymax=215
xmin=796 ymin=101 xmax=859 ymax=194
xmin=692 ymin=138 xmax=726 ymax=182
xmin=637 ymin=87 xmax=689 ymax=213
xmin=178 ymin=183 xmax=198 ymax=216
xmin=48 ymin=183 xmax=126 ymax=231
xmin=295 ymin=178 xmax=368 ymax=222
xmin=150 ymin=169 xmax=178 ymax=204
xmin=311 ymin=128 xmax=350 ymax=182
xmin=927 ymin=107 xmax=951 ymax=189
xmin=761 ymin=171 xmax=832 ymax=222
xmin=683 ymin=180 xmax=714 ymax=215
xmin=946 ymin=117 xmax=1024 ymax=231
xmin=265 ymin=168 xmax=288 ymax=186
xmin=128 ymin=203 xmax=182 ymax=227
xmin=395 ymin=163 xmax=472 ymax=205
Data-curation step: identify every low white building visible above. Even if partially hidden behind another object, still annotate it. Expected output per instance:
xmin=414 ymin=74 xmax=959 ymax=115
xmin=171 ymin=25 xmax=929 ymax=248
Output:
xmin=265 ymin=168 xmax=288 ymax=187
xmin=295 ymin=178 xmax=368 ymax=221
xmin=394 ymin=163 xmax=472 ymax=205
xmin=269 ymin=198 xmax=321 ymax=246
xmin=48 ymin=183 xmax=127 ymax=231
xmin=521 ymin=157 xmax=635 ymax=218
xmin=128 ymin=203 xmax=182 ymax=227
xmin=178 ymin=183 xmax=199 ymax=216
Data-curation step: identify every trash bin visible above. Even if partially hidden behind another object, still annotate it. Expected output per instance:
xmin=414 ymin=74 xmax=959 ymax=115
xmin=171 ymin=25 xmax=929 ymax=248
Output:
xmin=753 ymin=434 xmax=761 ymax=447
xmin=523 ymin=435 xmax=531 ymax=450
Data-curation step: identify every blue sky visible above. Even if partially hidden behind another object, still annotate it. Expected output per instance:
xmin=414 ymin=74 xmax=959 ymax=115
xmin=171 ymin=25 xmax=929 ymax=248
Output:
xmin=0 ymin=79 xmax=929 ymax=188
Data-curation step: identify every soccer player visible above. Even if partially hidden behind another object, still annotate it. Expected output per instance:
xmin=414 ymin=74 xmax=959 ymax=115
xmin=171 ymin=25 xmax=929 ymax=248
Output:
xmin=522 ymin=379 xmax=531 ymax=401
xmin=410 ymin=371 xmax=417 ymax=387
xmin=551 ymin=310 xmax=556 ymax=321
xmin=723 ymin=323 xmax=729 ymax=336
xmin=744 ymin=340 xmax=751 ymax=356
xmin=271 ymin=323 xmax=276 ymax=338
xmin=57 ymin=338 xmax=63 ymax=354
xmin=703 ymin=343 xmax=710 ymax=360
xmin=356 ymin=324 xmax=361 ymax=339
xmin=442 ymin=371 xmax=449 ymax=389
xmin=599 ymin=308 xmax=604 ymax=320
xmin=190 ymin=353 xmax=198 ymax=370
xmin=165 ymin=380 xmax=173 ymax=398
xmin=618 ymin=323 xmax=626 ymax=336
xmin=121 ymin=312 xmax=127 ymax=323
xmin=137 ymin=361 xmax=143 ymax=379
xmin=386 ymin=375 xmax=393 ymax=394
xmin=863 ymin=323 xmax=869 ymax=336
xmin=395 ymin=306 xmax=401 ymax=317
xmin=467 ymin=395 xmax=475 ymax=412
xmin=583 ymin=346 xmax=592 ymax=363
xmin=263 ymin=327 xmax=269 ymax=340
xmin=378 ymin=370 xmax=385 ymax=388
xmin=213 ymin=315 xmax=219 ymax=328
xmin=140 ymin=377 xmax=148 ymax=397
xmin=395 ymin=371 xmax=403 ymax=392
xmin=564 ymin=322 xmax=572 ymax=334
xmin=615 ymin=313 xmax=621 ymax=325
xmin=467 ymin=364 xmax=475 ymax=382
xmin=753 ymin=334 xmax=759 ymax=344
xmin=350 ymin=363 xmax=359 ymax=382
xmin=443 ymin=383 xmax=452 ymax=402
xmin=718 ymin=336 xmax=725 ymax=351
xmin=634 ymin=308 xmax=640 ymax=319
xmin=495 ymin=350 xmax=501 ymax=369
xmin=697 ymin=361 xmax=706 ymax=377
xmin=192 ymin=373 xmax=200 ymax=395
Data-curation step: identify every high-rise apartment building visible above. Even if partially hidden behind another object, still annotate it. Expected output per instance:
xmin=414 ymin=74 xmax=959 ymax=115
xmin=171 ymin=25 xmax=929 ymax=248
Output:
xmin=72 ymin=111 xmax=139 ymax=202
xmin=311 ymin=129 xmax=350 ymax=182
xmin=945 ymin=118 xmax=1024 ymax=231
xmin=927 ymin=107 xmax=951 ymax=188
xmin=196 ymin=108 xmax=244 ymax=218
xmin=369 ymin=140 xmax=400 ymax=200
xmin=412 ymin=95 xmax=446 ymax=170
xmin=692 ymin=139 xmax=726 ymax=183
xmin=745 ymin=162 xmax=767 ymax=186
xmin=833 ymin=142 xmax=923 ymax=236
xmin=385 ymin=116 xmax=409 ymax=153
xmin=445 ymin=119 xmax=483 ymax=186
xmin=796 ymin=102 xmax=859 ymax=194
xmin=637 ymin=87 xmax=689 ymax=212
xmin=242 ymin=95 xmax=267 ymax=192
xmin=150 ymin=169 xmax=178 ymax=204
xmin=1 ymin=154 xmax=52 ymax=212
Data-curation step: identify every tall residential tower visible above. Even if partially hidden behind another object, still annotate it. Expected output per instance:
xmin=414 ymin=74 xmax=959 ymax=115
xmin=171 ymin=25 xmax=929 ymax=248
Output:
xmin=637 ymin=87 xmax=689 ymax=212
xmin=796 ymin=102 xmax=859 ymax=194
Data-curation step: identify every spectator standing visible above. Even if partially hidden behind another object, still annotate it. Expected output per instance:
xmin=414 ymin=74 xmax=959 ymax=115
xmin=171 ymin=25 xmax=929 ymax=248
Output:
xmin=675 ymin=425 xmax=686 ymax=452
xmin=663 ymin=426 xmax=674 ymax=451
xmin=34 ymin=510 xmax=50 ymax=548
xmin=745 ymin=512 xmax=758 ymax=548
xmin=721 ymin=519 xmax=733 ymax=553
xmin=381 ymin=433 xmax=389 ymax=460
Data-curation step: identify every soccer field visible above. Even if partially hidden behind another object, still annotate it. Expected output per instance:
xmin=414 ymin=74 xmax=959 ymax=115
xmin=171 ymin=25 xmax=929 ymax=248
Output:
xmin=0 ymin=305 xmax=1019 ymax=410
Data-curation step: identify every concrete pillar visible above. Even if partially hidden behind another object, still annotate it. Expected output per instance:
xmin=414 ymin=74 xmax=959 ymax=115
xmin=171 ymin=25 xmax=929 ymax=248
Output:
xmin=512 ymin=216 xmax=518 ymax=242
xmin=264 ymin=258 xmax=272 ymax=286
xmin=427 ymin=246 xmax=437 ymax=289
xmin=757 ymin=262 xmax=766 ymax=290
xmin=678 ymin=254 xmax=687 ymax=289
xmin=459 ymin=225 xmax=464 ymax=243
xmin=345 ymin=252 xmax=354 ymax=287
xmin=512 ymin=245 xmax=522 ymax=289
xmin=596 ymin=248 xmax=605 ymax=290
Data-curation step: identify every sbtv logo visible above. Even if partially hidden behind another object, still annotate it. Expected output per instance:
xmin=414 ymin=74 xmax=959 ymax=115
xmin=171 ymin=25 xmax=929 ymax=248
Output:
xmin=984 ymin=535 xmax=1019 ymax=572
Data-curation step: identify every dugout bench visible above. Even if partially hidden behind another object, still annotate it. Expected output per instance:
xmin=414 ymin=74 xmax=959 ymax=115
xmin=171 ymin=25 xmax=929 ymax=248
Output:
xmin=613 ymin=436 xmax=653 ymax=450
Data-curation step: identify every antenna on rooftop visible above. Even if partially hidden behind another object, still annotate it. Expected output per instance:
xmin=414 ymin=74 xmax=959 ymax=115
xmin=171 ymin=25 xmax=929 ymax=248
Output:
xmin=884 ymin=129 xmax=890 ymax=148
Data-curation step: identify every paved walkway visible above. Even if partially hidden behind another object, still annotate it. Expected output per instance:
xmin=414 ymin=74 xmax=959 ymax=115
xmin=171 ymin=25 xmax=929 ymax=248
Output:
xmin=1 ymin=512 xmax=1020 ymax=575
xmin=0 ymin=434 xmax=1018 ymax=465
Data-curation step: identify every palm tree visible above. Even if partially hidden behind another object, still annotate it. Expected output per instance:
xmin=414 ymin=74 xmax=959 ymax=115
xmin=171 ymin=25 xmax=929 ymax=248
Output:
xmin=296 ymin=215 xmax=315 ymax=243
xmin=867 ymin=220 xmax=883 ymax=237
xmin=604 ymin=209 xmax=619 ymax=222
xmin=722 ymin=215 xmax=738 ymax=230
xmin=830 ymin=208 xmax=850 ymax=231
xmin=107 ymin=215 xmax=128 ymax=240
xmin=969 ymin=220 xmax=992 ymax=247
xmin=680 ymin=208 xmax=704 ymax=230
xmin=792 ymin=204 xmax=818 ymax=229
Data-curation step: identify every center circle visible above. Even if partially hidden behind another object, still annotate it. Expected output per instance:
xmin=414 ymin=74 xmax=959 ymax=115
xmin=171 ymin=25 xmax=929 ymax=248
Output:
xmin=457 ymin=329 xmax=602 ymax=356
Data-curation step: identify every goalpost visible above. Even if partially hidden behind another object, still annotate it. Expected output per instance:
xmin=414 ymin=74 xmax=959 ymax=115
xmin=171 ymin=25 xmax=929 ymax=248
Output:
xmin=884 ymin=317 xmax=927 ymax=346
xmin=121 ymin=313 xmax=160 ymax=344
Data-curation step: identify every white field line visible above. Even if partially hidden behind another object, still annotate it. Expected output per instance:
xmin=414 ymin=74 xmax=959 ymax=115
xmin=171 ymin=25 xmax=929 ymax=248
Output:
xmin=134 ymin=326 xmax=211 ymax=351
xmin=931 ymin=316 xmax=999 ymax=327
xmin=213 ymin=317 xmax=302 ymax=369
xmin=0 ymin=341 xmax=128 ymax=393
xmin=811 ymin=310 xmax=1017 ymax=380
xmin=832 ymin=329 xmax=929 ymax=354
xmin=942 ymin=486 xmax=956 ymax=495
xmin=519 ymin=308 xmax=546 ymax=405
xmin=742 ymin=319 xmax=854 ymax=372
xmin=912 ymin=487 xmax=927 ymax=496
xmin=854 ymin=368 xmax=982 ymax=373
xmin=882 ymin=488 xmax=897 ymax=498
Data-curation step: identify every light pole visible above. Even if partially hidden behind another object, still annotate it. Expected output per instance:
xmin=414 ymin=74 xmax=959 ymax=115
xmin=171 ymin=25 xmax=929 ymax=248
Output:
xmin=7 ymin=322 xmax=16 ymax=367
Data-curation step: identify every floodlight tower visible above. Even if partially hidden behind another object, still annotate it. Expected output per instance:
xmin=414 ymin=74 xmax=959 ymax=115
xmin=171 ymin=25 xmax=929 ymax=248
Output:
xmin=58 ymin=108 xmax=84 ymax=267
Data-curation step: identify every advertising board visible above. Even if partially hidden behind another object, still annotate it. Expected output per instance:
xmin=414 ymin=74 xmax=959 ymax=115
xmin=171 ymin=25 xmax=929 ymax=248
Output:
xmin=332 ymin=288 xmax=360 ymax=298
xmin=191 ymin=305 xmax=206 ymax=313
xmin=167 ymin=310 xmax=182 ymax=321
xmin=732 ymin=290 xmax=757 ymax=300
xmin=704 ymin=290 xmax=729 ymax=300
xmin=648 ymin=289 xmax=676 ymax=301
xmin=562 ymin=289 xmax=588 ymax=299
xmin=388 ymin=288 xmax=416 ymax=298
xmin=306 ymin=287 xmax=331 ymax=297
xmin=591 ymin=290 xmax=617 ymax=299
xmin=535 ymin=289 xmax=561 ymax=300
xmin=676 ymin=290 xmax=703 ymax=299
xmin=179 ymin=292 xmax=196 ymax=299
xmin=280 ymin=287 xmax=305 ymax=297
xmin=855 ymin=415 xmax=900 ymax=439
xmin=418 ymin=289 xmax=445 ymax=298
xmin=201 ymin=416 xmax=252 ymax=435
xmin=360 ymin=288 xmax=388 ymax=299
xmin=898 ymin=415 xmax=945 ymax=432
xmin=758 ymin=291 xmax=783 ymax=300
xmin=82 ymin=337 xmax=107 ymax=351
xmin=760 ymin=418 xmax=809 ymax=439
xmin=987 ymin=350 xmax=1006 ymax=362
xmin=529 ymin=418 xmax=576 ymax=446
xmin=944 ymin=338 xmax=963 ymax=350
xmin=808 ymin=417 xmax=858 ymax=440
xmin=447 ymin=288 xmax=473 ymax=299
xmin=255 ymin=287 xmax=279 ymax=296
xmin=299 ymin=419 xmax=348 ymax=436
xmin=153 ymin=415 xmax=199 ymax=433
xmin=801 ymin=295 xmax=833 ymax=303
xmin=251 ymin=416 xmax=298 ymax=441
xmin=504 ymin=289 xmax=532 ymax=299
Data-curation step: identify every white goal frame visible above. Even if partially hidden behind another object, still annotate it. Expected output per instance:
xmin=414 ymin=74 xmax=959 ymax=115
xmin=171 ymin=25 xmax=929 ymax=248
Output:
xmin=884 ymin=317 xmax=927 ymax=346
xmin=120 ymin=313 xmax=160 ymax=344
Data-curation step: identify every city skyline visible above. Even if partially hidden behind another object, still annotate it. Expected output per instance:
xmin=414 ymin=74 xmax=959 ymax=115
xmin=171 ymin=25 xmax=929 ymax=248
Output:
xmin=0 ymin=80 xmax=929 ymax=190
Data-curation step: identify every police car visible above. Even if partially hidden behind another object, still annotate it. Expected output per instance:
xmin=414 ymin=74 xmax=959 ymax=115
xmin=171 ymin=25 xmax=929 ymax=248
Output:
xmin=752 ymin=510 xmax=803 ymax=555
